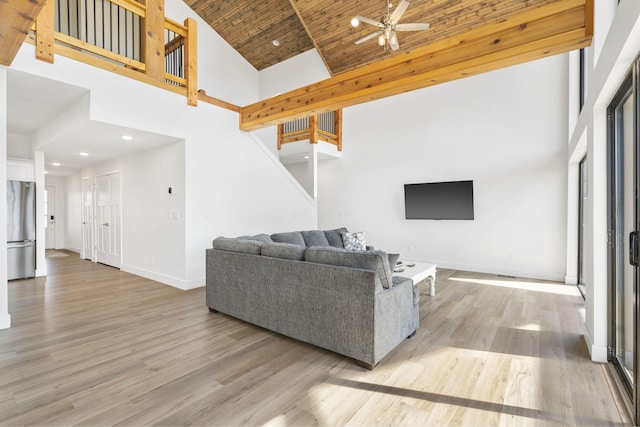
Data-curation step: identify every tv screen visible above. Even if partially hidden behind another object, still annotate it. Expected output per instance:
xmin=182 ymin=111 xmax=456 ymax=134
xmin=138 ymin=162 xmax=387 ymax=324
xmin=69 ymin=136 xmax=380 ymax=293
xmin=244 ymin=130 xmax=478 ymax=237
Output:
xmin=404 ymin=180 xmax=474 ymax=220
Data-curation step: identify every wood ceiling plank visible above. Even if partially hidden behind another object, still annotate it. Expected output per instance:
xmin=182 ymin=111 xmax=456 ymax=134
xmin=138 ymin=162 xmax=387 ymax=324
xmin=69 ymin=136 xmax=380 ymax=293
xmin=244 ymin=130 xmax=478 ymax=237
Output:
xmin=0 ymin=0 xmax=48 ymax=66
xmin=239 ymin=0 xmax=591 ymax=130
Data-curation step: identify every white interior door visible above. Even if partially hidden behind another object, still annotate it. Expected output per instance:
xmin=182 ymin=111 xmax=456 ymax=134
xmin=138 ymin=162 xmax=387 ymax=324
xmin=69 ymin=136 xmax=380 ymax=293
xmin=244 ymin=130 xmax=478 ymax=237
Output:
xmin=82 ymin=177 xmax=94 ymax=260
xmin=45 ymin=186 xmax=55 ymax=249
xmin=95 ymin=173 xmax=121 ymax=268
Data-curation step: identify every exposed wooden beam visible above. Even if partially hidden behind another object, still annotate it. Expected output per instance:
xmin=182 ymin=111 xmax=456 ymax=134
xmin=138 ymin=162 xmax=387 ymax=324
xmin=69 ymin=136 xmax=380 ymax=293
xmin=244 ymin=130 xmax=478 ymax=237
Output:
xmin=240 ymin=0 xmax=593 ymax=131
xmin=0 ymin=0 xmax=47 ymax=66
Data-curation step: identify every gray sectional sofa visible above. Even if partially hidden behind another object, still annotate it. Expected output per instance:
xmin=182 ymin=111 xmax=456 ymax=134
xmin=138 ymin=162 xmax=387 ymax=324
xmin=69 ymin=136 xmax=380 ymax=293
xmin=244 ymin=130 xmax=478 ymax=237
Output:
xmin=205 ymin=228 xmax=419 ymax=369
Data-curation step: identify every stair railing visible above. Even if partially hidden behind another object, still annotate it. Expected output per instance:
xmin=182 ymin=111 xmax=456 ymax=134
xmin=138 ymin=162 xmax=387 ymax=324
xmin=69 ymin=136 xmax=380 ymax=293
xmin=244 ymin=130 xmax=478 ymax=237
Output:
xmin=32 ymin=0 xmax=197 ymax=105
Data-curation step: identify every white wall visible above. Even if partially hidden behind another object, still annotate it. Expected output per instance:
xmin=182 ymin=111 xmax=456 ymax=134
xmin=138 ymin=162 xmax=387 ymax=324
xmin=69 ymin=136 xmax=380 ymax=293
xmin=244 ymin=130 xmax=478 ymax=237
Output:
xmin=317 ymin=54 xmax=569 ymax=282
xmin=45 ymin=175 xmax=67 ymax=249
xmin=567 ymin=1 xmax=640 ymax=362
xmin=0 ymin=66 xmax=10 ymax=329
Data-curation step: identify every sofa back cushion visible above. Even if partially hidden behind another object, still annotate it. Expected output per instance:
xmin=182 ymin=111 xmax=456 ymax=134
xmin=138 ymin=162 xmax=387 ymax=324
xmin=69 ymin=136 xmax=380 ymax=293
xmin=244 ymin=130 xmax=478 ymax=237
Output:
xmin=301 ymin=230 xmax=330 ymax=247
xmin=261 ymin=242 xmax=306 ymax=260
xmin=238 ymin=234 xmax=273 ymax=244
xmin=213 ymin=237 xmax=263 ymax=255
xmin=323 ymin=227 xmax=348 ymax=248
xmin=271 ymin=231 xmax=306 ymax=246
xmin=304 ymin=246 xmax=394 ymax=289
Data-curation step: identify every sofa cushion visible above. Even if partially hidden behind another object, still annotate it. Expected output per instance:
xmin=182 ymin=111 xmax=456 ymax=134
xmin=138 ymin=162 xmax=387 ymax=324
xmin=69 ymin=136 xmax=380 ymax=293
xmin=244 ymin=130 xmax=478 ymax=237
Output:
xmin=271 ymin=231 xmax=306 ymax=246
xmin=238 ymin=234 xmax=273 ymax=244
xmin=261 ymin=242 xmax=306 ymax=260
xmin=324 ymin=227 xmax=348 ymax=248
xmin=304 ymin=246 xmax=393 ymax=289
xmin=342 ymin=231 xmax=366 ymax=251
xmin=213 ymin=237 xmax=263 ymax=255
xmin=301 ymin=230 xmax=330 ymax=247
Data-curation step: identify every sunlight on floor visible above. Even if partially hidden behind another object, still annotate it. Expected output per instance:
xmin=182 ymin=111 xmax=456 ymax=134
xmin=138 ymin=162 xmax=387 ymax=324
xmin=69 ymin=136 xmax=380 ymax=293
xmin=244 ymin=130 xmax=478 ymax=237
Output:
xmin=450 ymin=277 xmax=580 ymax=296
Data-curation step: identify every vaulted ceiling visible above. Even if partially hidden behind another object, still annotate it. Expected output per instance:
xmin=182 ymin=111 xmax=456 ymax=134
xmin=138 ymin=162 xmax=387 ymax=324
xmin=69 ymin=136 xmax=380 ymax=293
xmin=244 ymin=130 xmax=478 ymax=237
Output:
xmin=184 ymin=0 xmax=580 ymax=75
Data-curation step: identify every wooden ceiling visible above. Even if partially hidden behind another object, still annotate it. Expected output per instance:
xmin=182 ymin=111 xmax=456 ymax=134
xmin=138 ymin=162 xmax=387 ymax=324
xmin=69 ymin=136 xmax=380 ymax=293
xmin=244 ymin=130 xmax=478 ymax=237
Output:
xmin=185 ymin=0 xmax=580 ymax=75
xmin=240 ymin=0 xmax=593 ymax=130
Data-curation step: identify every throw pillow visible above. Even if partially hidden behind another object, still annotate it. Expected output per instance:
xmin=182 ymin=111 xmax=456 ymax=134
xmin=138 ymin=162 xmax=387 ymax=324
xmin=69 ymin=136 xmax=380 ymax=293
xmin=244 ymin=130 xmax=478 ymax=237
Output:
xmin=301 ymin=230 xmax=330 ymax=247
xmin=324 ymin=227 xmax=348 ymax=248
xmin=342 ymin=231 xmax=366 ymax=251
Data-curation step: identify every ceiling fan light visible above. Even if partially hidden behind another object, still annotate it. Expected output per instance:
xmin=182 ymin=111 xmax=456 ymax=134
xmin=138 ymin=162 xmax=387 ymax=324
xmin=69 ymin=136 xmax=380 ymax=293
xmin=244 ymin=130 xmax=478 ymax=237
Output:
xmin=390 ymin=32 xmax=397 ymax=45
xmin=378 ymin=34 xmax=385 ymax=46
xmin=351 ymin=17 xmax=360 ymax=27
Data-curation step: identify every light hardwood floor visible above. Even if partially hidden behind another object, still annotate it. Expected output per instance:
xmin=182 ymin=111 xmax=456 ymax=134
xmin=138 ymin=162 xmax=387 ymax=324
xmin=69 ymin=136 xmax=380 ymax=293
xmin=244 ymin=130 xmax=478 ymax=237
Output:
xmin=0 ymin=251 xmax=632 ymax=426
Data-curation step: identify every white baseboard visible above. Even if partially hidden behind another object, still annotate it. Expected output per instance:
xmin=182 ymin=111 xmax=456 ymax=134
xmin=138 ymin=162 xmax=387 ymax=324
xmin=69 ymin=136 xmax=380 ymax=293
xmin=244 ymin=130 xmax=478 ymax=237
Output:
xmin=121 ymin=264 xmax=203 ymax=290
xmin=583 ymin=323 xmax=608 ymax=363
xmin=64 ymin=246 xmax=81 ymax=254
xmin=0 ymin=312 xmax=11 ymax=330
xmin=427 ymin=260 xmax=565 ymax=283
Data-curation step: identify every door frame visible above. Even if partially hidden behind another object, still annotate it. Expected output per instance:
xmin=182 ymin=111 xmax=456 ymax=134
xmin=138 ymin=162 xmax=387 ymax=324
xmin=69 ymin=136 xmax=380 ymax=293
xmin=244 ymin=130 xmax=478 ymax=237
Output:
xmin=607 ymin=64 xmax=639 ymax=421
xmin=81 ymin=177 xmax=94 ymax=261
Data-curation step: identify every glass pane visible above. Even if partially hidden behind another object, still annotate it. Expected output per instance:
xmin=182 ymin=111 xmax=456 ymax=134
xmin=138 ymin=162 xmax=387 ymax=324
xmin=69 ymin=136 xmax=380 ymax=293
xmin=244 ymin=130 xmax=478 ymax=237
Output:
xmin=614 ymin=93 xmax=635 ymax=384
xmin=578 ymin=156 xmax=587 ymax=298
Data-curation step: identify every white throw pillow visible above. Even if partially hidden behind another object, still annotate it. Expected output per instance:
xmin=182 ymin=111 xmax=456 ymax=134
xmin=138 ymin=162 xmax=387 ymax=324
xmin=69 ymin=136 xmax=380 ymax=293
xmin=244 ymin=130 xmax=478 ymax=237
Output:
xmin=342 ymin=231 xmax=366 ymax=251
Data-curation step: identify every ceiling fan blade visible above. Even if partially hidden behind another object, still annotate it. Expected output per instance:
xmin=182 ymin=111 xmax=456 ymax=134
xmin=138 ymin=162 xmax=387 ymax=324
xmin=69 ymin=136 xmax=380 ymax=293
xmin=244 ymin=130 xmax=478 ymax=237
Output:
xmin=354 ymin=31 xmax=382 ymax=45
xmin=354 ymin=15 xmax=383 ymax=27
xmin=390 ymin=0 xmax=410 ymax=22
xmin=395 ymin=22 xmax=430 ymax=31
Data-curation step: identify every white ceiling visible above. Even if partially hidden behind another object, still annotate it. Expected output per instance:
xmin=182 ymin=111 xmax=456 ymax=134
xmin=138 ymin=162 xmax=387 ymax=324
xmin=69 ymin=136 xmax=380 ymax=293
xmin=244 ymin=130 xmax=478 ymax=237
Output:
xmin=7 ymin=70 xmax=182 ymax=176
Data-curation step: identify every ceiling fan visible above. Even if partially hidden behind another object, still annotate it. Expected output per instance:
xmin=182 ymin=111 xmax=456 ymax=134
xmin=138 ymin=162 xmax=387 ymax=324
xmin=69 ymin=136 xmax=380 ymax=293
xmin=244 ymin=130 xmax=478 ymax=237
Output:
xmin=351 ymin=0 xmax=430 ymax=51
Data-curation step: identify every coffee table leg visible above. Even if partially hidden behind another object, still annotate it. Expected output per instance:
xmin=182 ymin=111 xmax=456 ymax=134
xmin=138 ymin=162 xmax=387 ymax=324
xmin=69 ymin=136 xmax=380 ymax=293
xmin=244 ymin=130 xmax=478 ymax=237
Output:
xmin=429 ymin=273 xmax=436 ymax=296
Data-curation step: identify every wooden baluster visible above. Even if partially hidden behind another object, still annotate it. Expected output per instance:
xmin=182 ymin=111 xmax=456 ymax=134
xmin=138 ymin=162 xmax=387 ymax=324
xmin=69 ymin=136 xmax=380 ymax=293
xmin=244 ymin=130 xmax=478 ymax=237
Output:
xmin=184 ymin=17 xmax=197 ymax=106
xmin=277 ymin=123 xmax=284 ymax=150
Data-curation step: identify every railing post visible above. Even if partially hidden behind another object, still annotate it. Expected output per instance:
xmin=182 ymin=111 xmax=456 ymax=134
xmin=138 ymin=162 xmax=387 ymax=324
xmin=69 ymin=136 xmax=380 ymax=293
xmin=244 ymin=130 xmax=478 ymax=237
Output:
xmin=35 ymin=0 xmax=54 ymax=63
xmin=184 ymin=17 xmax=197 ymax=106
xmin=277 ymin=123 xmax=283 ymax=150
xmin=309 ymin=114 xmax=318 ymax=144
xmin=335 ymin=109 xmax=343 ymax=151
xmin=144 ymin=0 xmax=165 ymax=81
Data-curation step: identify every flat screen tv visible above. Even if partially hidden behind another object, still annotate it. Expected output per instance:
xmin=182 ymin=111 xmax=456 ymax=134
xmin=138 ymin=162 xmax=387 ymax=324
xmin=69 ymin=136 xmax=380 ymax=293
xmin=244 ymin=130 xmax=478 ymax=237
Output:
xmin=404 ymin=180 xmax=474 ymax=220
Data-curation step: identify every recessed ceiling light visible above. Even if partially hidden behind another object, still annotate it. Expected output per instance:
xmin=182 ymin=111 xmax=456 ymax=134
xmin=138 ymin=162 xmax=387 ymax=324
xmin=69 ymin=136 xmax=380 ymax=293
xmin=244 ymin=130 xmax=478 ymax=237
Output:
xmin=121 ymin=134 xmax=133 ymax=140
xmin=303 ymin=156 xmax=309 ymax=159
xmin=52 ymin=162 xmax=61 ymax=166
xmin=79 ymin=152 xmax=89 ymax=157
xmin=272 ymin=40 xmax=280 ymax=47
xmin=44 ymin=170 xmax=49 ymax=174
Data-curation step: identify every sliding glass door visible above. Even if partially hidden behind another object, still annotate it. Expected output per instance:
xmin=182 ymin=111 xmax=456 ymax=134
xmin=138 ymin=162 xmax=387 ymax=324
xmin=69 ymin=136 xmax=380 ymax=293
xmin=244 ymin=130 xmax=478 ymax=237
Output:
xmin=608 ymin=70 xmax=638 ymax=418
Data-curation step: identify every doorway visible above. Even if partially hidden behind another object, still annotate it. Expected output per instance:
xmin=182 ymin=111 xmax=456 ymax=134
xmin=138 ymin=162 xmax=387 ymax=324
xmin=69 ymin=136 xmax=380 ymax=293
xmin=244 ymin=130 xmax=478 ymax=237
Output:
xmin=607 ymin=69 xmax=638 ymax=421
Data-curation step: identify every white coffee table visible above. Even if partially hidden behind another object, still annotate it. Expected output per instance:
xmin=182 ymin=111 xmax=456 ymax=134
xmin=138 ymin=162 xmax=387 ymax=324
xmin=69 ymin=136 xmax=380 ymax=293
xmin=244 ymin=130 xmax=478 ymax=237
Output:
xmin=394 ymin=261 xmax=437 ymax=296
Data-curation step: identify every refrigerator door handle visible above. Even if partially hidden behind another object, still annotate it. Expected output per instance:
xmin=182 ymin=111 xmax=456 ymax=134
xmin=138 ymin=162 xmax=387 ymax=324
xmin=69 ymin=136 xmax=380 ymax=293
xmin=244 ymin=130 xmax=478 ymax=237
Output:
xmin=8 ymin=242 xmax=33 ymax=249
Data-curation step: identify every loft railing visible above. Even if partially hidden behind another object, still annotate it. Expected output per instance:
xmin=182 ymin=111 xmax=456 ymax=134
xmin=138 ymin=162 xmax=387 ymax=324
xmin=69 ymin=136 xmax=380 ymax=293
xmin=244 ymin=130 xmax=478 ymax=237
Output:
xmin=31 ymin=0 xmax=197 ymax=105
xmin=278 ymin=110 xmax=343 ymax=151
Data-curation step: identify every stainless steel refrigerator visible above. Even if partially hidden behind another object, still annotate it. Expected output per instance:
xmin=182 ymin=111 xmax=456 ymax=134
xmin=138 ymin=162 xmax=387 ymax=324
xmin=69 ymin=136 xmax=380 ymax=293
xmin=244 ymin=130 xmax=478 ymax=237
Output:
xmin=7 ymin=180 xmax=36 ymax=280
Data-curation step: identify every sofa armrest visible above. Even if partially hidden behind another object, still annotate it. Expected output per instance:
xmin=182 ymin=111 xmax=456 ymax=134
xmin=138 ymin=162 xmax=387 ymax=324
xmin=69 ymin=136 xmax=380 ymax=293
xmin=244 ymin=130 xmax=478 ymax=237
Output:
xmin=373 ymin=276 xmax=419 ymax=363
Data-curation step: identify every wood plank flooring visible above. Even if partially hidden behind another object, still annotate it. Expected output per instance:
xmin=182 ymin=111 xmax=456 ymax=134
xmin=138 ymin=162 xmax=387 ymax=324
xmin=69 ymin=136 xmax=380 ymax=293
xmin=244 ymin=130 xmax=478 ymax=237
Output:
xmin=0 ymin=251 xmax=632 ymax=426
